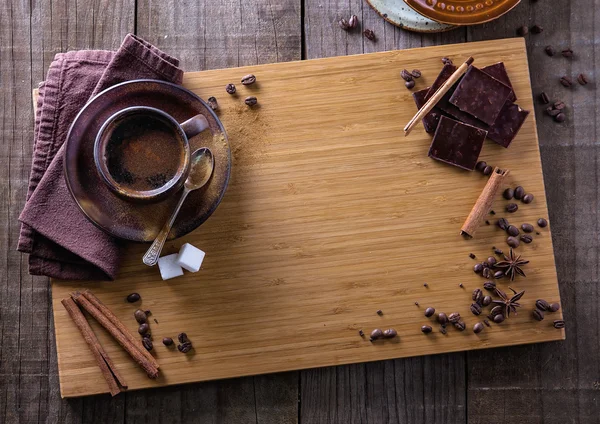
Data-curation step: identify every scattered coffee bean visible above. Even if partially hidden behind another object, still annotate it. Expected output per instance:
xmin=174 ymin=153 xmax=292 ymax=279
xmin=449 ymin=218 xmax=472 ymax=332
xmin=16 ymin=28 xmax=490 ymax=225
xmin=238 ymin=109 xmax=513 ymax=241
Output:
xmin=178 ymin=333 xmax=188 ymax=344
xmin=539 ymin=92 xmax=549 ymax=104
xmin=533 ymin=309 xmax=545 ymax=321
xmin=544 ymin=45 xmax=555 ymax=56
xmin=245 ymin=96 xmax=258 ymax=106
xmin=377 ymin=309 xmax=383 ymax=316
xmin=411 ymin=69 xmax=422 ymax=79
xmin=207 ymin=96 xmax=218 ymax=111
xmin=547 ymin=107 xmax=560 ymax=117
xmin=554 ymin=113 xmax=566 ymax=123
xmin=226 ymin=83 xmax=236 ymax=94
xmin=482 ymin=268 xmax=492 ymax=279
xmin=454 ymin=321 xmax=466 ymax=331
xmin=482 ymin=295 xmax=492 ymax=307
xmin=126 ymin=293 xmax=141 ymax=303
xmin=483 ymin=319 xmax=491 ymax=327
xmin=474 ymin=263 xmax=484 ymax=273
xmin=507 ymin=225 xmax=520 ymax=237
xmin=363 ymin=29 xmax=376 ymax=41
xmin=143 ymin=333 xmax=152 ymax=340
xmin=549 ymin=303 xmax=560 ymax=312
xmin=506 ymin=203 xmax=519 ymax=213
xmin=553 ymin=320 xmax=565 ymax=329
xmin=497 ymin=218 xmax=509 ymax=230
xmin=470 ymin=303 xmax=482 ymax=316
xmin=241 ymin=74 xmax=256 ymax=85
xmin=440 ymin=327 xmax=447 ymax=335
xmin=401 ymin=69 xmax=413 ymax=82
xmin=421 ymin=325 xmax=433 ymax=334
xmin=405 ymin=80 xmax=415 ymax=89
xmin=472 ymin=288 xmax=483 ymax=303
xmin=475 ymin=161 xmax=487 ymax=172
xmin=487 ymin=256 xmax=497 ymax=267
xmin=517 ymin=26 xmax=528 ymax=36
xmin=424 ymin=307 xmax=435 ymax=317
xmin=561 ymin=48 xmax=573 ymax=58
xmin=473 ymin=322 xmax=484 ymax=333
xmin=482 ymin=260 xmax=489 ymax=268
xmin=383 ymin=328 xmax=397 ymax=338
xmin=531 ymin=24 xmax=543 ymax=34
xmin=494 ymin=248 xmax=504 ymax=255
xmin=134 ymin=309 xmax=148 ymax=324
xmin=178 ymin=342 xmax=193 ymax=353
xmin=469 ymin=253 xmax=476 ymax=259
xmin=507 ymin=236 xmax=520 ymax=248
xmin=338 ymin=18 xmax=350 ymax=30
xmin=493 ymin=314 xmax=505 ymax=324
xmin=560 ymin=76 xmax=572 ymax=87
xmin=162 ymin=337 xmax=174 ymax=346
xmin=138 ymin=323 xmax=150 ymax=335
xmin=514 ymin=186 xmax=525 ymax=200
xmin=536 ymin=299 xmax=550 ymax=311
xmin=503 ymin=188 xmax=515 ymax=199
xmin=520 ymin=234 xmax=533 ymax=244
xmin=483 ymin=165 xmax=493 ymax=176
xmin=483 ymin=281 xmax=496 ymax=291
xmin=142 ymin=338 xmax=153 ymax=351
xmin=494 ymin=270 xmax=505 ymax=279
xmin=442 ymin=57 xmax=453 ymax=65
xmin=522 ymin=193 xmax=534 ymax=204
xmin=490 ymin=210 xmax=496 ymax=215
xmin=437 ymin=312 xmax=448 ymax=325
xmin=370 ymin=328 xmax=383 ymax=340
xmin=348 ymin=14 xmax=358 ymax=29
xmin=359 ymin=329 xmax=365 ymax=337
xmin=577 ymin=73 xmax=588 ymax=86
xmin=522 ymin=223 xmax=534 ymax=233
xmin=448 ymin=312 xmax=461 ymax=323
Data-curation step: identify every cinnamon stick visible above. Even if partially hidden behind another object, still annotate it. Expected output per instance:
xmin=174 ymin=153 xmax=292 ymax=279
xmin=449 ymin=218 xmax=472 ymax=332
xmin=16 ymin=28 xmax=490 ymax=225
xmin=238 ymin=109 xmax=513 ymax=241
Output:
xmin=81 ymin=290 xmax=159 ymax=370
xmin=71 ymin=292 xmax=159 ymax=379
xmin=461 ymin=167 xmax=509 ymax=237
xmin=61 ymin=297 xmax=127 ymax=396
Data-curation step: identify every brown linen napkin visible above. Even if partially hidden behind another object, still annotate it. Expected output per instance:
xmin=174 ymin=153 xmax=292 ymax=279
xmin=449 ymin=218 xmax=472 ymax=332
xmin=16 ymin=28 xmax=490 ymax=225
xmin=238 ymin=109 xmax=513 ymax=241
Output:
xmin=18 ymin=34 xmax=184 ymax=280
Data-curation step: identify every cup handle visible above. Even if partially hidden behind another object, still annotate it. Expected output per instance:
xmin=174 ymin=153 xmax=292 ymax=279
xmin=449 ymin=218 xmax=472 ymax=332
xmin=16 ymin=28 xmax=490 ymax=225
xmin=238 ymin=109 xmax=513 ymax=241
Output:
xmin=180 ymin=114 xmax=209 ymax=139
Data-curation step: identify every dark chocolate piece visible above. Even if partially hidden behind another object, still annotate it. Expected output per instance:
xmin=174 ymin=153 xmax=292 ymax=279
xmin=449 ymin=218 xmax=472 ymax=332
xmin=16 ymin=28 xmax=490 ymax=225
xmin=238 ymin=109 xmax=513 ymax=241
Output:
xmin=486 ymin=102 xmax=530 ymax=148
xmin=412 ymin=87 xmax=447 ymax=134
xmin=449 ymin=66 xmax=512 ymax=125
xmin=424 ymin=63 xmax=457 ymax=101
xmin=428 ymin=116 xmax=487 ymax=171
xmin=481 ymin=62 xmax=517 ymax=102
xmin=436 ymin=83 xmax=490 ymax=131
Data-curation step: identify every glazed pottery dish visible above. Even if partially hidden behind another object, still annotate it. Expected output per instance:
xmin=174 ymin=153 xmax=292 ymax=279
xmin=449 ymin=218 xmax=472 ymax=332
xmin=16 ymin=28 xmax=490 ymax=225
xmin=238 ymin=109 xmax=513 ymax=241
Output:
xmin=403 ymin=0 xmax=521 ymax=25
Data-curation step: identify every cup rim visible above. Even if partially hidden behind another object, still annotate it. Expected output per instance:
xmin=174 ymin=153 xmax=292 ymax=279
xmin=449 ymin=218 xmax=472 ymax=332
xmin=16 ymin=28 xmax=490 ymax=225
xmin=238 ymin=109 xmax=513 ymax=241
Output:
xmin=93 ymin=106 xmax=191 ymax=202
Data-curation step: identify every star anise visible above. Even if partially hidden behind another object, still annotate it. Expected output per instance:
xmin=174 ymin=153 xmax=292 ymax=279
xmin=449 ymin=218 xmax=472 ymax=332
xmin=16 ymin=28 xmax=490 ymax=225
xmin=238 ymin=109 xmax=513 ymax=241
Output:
xmin=495 ymin=248 xmax=528 ymax=281
xmin=492 ymin=287 xmax=525 ymax=318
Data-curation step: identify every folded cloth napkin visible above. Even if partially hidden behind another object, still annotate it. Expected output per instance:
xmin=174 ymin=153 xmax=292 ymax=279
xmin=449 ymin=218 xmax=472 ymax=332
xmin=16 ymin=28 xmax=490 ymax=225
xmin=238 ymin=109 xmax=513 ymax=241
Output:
xmin=18 ymin=34 xmax=184 ymax=280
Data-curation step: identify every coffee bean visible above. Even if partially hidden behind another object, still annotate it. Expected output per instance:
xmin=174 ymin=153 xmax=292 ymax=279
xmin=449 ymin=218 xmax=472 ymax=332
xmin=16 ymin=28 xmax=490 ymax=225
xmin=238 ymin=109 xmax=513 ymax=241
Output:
xmin=507 ymin=236 xmax=520 ymax=248
xmin=348 ymin=14 xmax=358 ymax=29
xmin=547 ymin=108 xmax=561 ymax=117
xmin=507 ymin=225 xmax=520 ymax=237
xmin=178 ymin=342 xmax=193 ymax=353
xmin=577 ymin=73 xmax=588 ymax=85
xmin=469 ymin=253 xmax=476 ymax=259
xmin=421 ymin=325 xmax=433 ymax=334
xmin=226 ymin=83 xmax=236 ymax=94
xmin=245 ymin=96 xmax=258 ymax=106
xmin=536 ymin=299 xmax=550 ymax=311
xmin=470 ymin=303 xmax=482 ymax=316
xmin=517 ymin=26 xmax=528 ymax=36
xmin=405 ymin=80 xmax=415 ymax=89
xmin=383 ymin=328 xmax=397 ymax=338
xmin=359 ymin=329 xmax=365 ymax=337
xmin=474 ymin=263 xmax=484 ymax=273
xmin=494 ymin=248 xmax=504 ymax=255
xmin=473 ymin=322 xmax=484 ymax=334
xmin=472 ymin=288 xmax=483 ymax=303
xmin=483 ymin=165 xmax=493 ymax=176
xmin=494 ymin=270 xmax=505 ymax=279
xmin=554 ymin=113 xmax=566 ymax=123
xmin=497 ymin=218 xmax=509 ymax=230
xmin=487 ymin=256 xmax=497 ymax=267
xmin=536 ymin=219 xmax=547 ymax=229
xmin=437 ymin=312 xmax=448 ymax=325
xmin=503 ymin=188 xmax=515 ymax=199
xmin=411 ymin=69 xmax=422 ymax=79
xmin=483 ymin=281 xmax=496 ymax=291
xmin=490 ymin=210 xmax=496 ymax=215
xmin=545 ymin=45 xmax=555 ymax=56
xmin=440 ymin=327 xmax=447 ymax=335
xmin=553 ymin=101 xmax=566 ymax=110
xmin=531 ymin=24 xmax=543 ymax=34
xmin=561 ymin=48 xmax=573 ymax=58
xmin=553 ymin=320 xmax=565 ymax=329
xmin=493 ymin=314 xmax=505 ymax=324
xmin=514 ymin=186 xmax=525 ymax=200
xmin=363 ymin=29 xmax=376 ymax=41
xmin=549 ymin=303 xmax=561 ymax=312
xmin=376 ymin=309 xmax=383 ymax=316
xmin=521 ymin=223 xmax=534 ymax=233
xmin=338 ymin=18 xmax=350 ymax=30
xmin=370 ymin=329 xmax=384 ymax=340
xmin=539 ymin=92 xmax=550 ymax=104
xmin=126 ymin=293 xmax=140 ymax=303
xmin=454 ymin=321 xmax=466 ymax=331
xmin=424 ymin=307 xmax=435 ymax=317
xmin=178 ymin=333 xmax=188 ymax=344
xmin=533 ymin=309 xmax=544 ymax=321
xmin=483 ymin=319 xmax=491 ymax=327
xmin=475 ymin=161 xmax=487 ymax=172
xmin=401 ymin=69 xmax=413 ymax=82
xmin=162 ymin=337 xmax=174 ymax=346
xmin=134 ymin=309 xmax=148 ymax=324
xmin=442 ymin=57 xmax=453 ymax=65
xmin=506 ymin=203 xmax=519 ymax=213
xmin=142 ymin=338 xmax=153 ymax=351
xmin=448 ymin=312 xmax=461 ymax=323
xmin=241 ymin=74 xmax=256 ymax=85
xmin=138 ymin=323 xmax=149 ymax=335
xmin=520 ymin=234 xmax=533 ymax=244
xmin=482 ymin=260 xmax=489 ymax=268
xmin=143 ymin=333 xmax=152 ymax=340
xmin=560 ymin=76 xmax=572 ymax=87
xmin=482 ymin=268 xmax=492 ymax=279
xmin=207 ymin=96 xmax=218 ymax=111
xmin=522 ymin=193 xmax=534 ymax=204
xmin=482 ymin=296 xmax=492 ymax=307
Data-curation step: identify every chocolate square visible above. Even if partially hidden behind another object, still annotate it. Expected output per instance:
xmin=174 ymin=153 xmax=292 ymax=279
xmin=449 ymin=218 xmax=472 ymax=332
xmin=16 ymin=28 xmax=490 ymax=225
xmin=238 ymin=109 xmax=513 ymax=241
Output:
xmin=412 ymin=87 xmax=446 ymax=134
xmin=428 ymin=116 xmax=488 ymax=171
xmin=486 ymin=102 xmax=530 ymax=148
xmin=436 ymin=83 xmax=490 ymax=131
xmin=449 ymin=66 xmax=512 ymax=125
xmin=481 ymin=62 xmax=516 ymax=102
xmin=425 ymin=63 xmax=457 ymax=100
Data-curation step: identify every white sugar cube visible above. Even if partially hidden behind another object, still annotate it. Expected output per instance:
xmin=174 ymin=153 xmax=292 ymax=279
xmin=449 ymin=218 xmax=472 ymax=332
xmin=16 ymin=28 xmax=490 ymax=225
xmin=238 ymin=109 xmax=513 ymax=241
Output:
xmin=176 ymin=243 xmax=205 ymax=272
xmin=157 ymin=254 xmax=184 ymax=280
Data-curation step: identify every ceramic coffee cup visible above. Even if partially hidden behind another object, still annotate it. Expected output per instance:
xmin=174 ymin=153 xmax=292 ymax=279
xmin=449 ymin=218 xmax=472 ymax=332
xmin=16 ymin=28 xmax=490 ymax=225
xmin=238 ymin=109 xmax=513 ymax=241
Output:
xmin=94 ymin=106 xmax=208 ymax=203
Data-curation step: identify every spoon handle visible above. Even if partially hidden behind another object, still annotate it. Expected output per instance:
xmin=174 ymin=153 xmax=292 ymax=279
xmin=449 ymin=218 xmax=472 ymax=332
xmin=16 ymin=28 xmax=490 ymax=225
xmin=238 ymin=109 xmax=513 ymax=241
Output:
xmin=143 ymin=188 xmax=191 ymax=267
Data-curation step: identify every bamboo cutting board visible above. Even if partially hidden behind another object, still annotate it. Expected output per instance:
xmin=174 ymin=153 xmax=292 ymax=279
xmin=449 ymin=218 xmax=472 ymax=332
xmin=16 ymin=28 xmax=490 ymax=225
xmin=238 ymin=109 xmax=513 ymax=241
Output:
xmin=51 ymin=38 xmax=563 ymax=398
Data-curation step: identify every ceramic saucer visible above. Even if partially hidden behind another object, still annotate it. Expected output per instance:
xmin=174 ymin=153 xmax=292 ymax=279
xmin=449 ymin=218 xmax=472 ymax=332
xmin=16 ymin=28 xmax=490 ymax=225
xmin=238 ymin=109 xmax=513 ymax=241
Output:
xmin=366 ymin=0 xmax=458 ymax=32
xmin=403 ymin=0 xmax=520 ymax=26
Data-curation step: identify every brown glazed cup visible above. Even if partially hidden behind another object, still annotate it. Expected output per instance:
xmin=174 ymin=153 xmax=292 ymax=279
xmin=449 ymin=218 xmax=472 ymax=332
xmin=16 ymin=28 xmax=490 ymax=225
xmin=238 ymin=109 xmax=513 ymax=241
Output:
xmin=94 ymin=106 xmax=208 ymax=203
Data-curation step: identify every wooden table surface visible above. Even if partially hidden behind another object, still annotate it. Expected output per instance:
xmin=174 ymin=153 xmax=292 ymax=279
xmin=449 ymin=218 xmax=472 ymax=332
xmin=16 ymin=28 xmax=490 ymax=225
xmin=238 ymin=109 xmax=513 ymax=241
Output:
xmin=0 ymin=1 xmax=597 ymax=423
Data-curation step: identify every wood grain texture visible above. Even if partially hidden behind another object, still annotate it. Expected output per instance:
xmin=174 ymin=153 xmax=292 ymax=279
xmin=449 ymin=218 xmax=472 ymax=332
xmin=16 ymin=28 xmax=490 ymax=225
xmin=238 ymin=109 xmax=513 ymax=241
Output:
xmin=50 ymin=39 xmax=563 ymax=398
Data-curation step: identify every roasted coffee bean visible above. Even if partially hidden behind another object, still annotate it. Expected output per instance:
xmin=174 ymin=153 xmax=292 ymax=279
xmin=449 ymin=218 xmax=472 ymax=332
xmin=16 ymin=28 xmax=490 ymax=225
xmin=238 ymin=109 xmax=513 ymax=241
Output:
xmin=482 ymin=295 xmax=492 ymax=307
xmin=554 ymin=113 xmax=566 ymax=123
xmin=207 ymin=96 xmax=218 ymax=111
xmin=514 ymin=186 xmax=525 ymax=200
xmin=424 ymin=307 xmax=435 ymax=317
xmin=448 ymin=312 xmax=461 ymax=323
xmin=162 ymin=337 xmax=174 ymax=346
xmin=370 ymin=329 xmax=383 ymax=340
xmin=497 ymin=218 xmax=509 ymax=230
xmin=539 ymin=92 xmax=549 ymax=104
xmin=363 ymin=29 xmax=376 ymax=41
xmin=503 ymin=188 xmax=515 ymax=199
xmin=245 ymin=96 xmax=258 ymax=106
xmin=138 ymin=323 xmax=150 ymax=335
xmin=520 ymin=234 xmax=533 ymax=244
xmin=483 ymin=165 xmax=493 ymax=176
xmin=376 ymin=309 xmax=383 ymax=316
xmin=577 ymin=73 xmax=588 ymax=85
xmin=472 ymin=288 xmax=483 ymax=303
xmin=506 ymin=203 xmax=519 ymax=213
xmin=507 ymin=225 xmax=520 ymax=237
xmin=348 ymin=14 xmax=358 ymax=29
xmin=405 ymin=80 xmax=415 ymax=89
xmin=487 ymin=256 xmax=497 ymax=267
xmin=359 ymin=329 xmax=365 ymax=337
xmin=470 ymin=303 xmax=482 ymax=316
xmin=473 ymin=322 xmax=484 ymax=334
xmin=547 ymin=107 xmax=561 ymax=117
xmin=483 ymin=280 xmax=496 ymax=291
xmin=533 ymin=309 xmax=545 ymax=321
xmin=483 ymin=319 xmax=491 ymax=327
xmin=469 ymin=253 xmax=476 ymax=259
xmin=507 ymin=236 xmax=520 ymax=248
xmin=437 ymin=312 xmax=448 ymax=325
xmin=338 ymin=18 xmax=350 ymax=30
xmin=475 ymin=161 xmax=487 ymax=172
xmin=143 ymin=333 xmax=152 ymax=340
xmin=126 ymin=293 xmax=141 ymax=303
xmin=474 ymin=263 xmax=483 ymax=273
xmin=383 ymin=328 xmax=397 ymax=338
xmin=442 ymin=57 xmax=453 ymax=65
xmin=482 ymin=268 xmax=492 ymax=279
xmin=494 ymin=247 xmax=503 ymax=255
xmin=454 ymin=321 xmax=466 ymax=331
xmin=549 ymin=303 xmax=561 ymax=312
xmin=560 ymin=76 xmax=572 ymax=87
xmin=536 ymin=299 xmax=550 ymax=311
xmin=178 ymin=342 xmax=193 ymax=353
xmin=553 ymin=320 xmax=565 ymax=329
xmin=489 ymin=307 xmax=502 ymax=318
xmin=134 ymin=309 xmax=148 ymax=324
xmin=517 ymin=26 xmax=528 ymax=36
xmin=411 ymin=69 xmax=422 ymax=79
xmin=531 ymin=24 xmax=543 ymax=34
xmin=226 ymin=83 xmax=236 ymax=94
xmin=561 ymin=48 xmax=573 ymax=58
xmin=401 ymin=69 xmax=413 ymax=82
xmin=421 ymin=325 xmax=433 ymax=334
xmin=521 ymin=223 xmax=534 ymax=233
xmin=142 ymin=338 xmax=153 ymax=351
xmin=554 ymin=101 xmax=566 ymax=110
xmin=522 ymin=193 xmax=534 ymax=204
xmin=494 ymin=270 xmax=505 ymax=279
xmin=493 ymin=314 xmax=505 ymax=324
xmin=482 ymin=261 xmax=489 ymax=268
xmin=241 ymin=74 xmax=256 ymax=85
xmin=178 ymin=333 xmax=188 ymax=344
xmin=544 ymin=45 xmax=555 ymax=56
